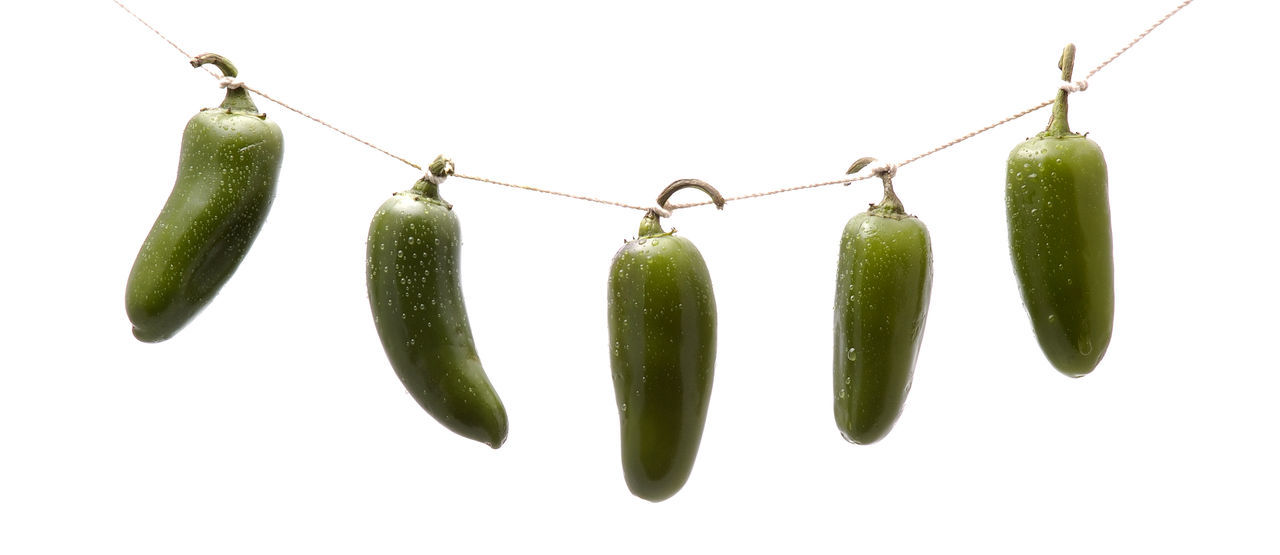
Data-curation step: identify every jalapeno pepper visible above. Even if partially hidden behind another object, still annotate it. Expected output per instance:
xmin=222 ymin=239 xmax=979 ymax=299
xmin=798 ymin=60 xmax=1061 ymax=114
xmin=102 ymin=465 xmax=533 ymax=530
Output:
xmin=833 ymin=161 xmax=933 ymax=445
xmin=366 ymin=157 xmax=508 ymax=448
xmin=607 ymin=180 xmax=722 ymax=502
xmin=1006 ymin=44 xmax=1114 ymax=378
xmin=125 ymin=54 xmax=285 ymax=343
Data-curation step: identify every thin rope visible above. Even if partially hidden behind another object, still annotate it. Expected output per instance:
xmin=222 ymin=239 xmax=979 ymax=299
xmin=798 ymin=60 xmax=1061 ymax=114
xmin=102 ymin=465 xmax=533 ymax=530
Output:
xmin=111 ymin=0 xmax=1194 ymax=213
xmin=1083 ymin=0 xmax=1193 ymax=80
xmin=668 ymin=175 xmax=873 ymax=209
xmin=241 ymin=85 xmax=424 ymax=171
xmin=897 ymin=98 xmax=1055 ymax=169
xmin=895 ymin=0 xmax=1192 ymax=171
xmin=110 ymin=0 xmax=193 ymax=59
xmin=109 ymin=0 xmax=221 ymax=79
xmin=110 ymin=0 xmax=425 ymax=172
xmin=452 ymin=173 xmax=648 ymax=211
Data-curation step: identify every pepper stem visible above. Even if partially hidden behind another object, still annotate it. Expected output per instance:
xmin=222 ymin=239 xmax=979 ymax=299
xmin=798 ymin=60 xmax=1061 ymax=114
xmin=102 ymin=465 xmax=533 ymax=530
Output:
xmin=654 ymin=179 xmax=726 ymax=212
xmin=873 ymin=173 xmax=905 ymax=215
xmin=190 ymin=53 xmax=238 ymax=78
xmin=411 ymin=155 xmax=456 ymax=203
xmin=846 ymin=157 xmax=906 ymax=215
xmin=428 ymin=155 xmax=456 ymax=182
xmin=191 ymin=52 xmax=258 ymax=113
xmin=1046 ymin=44 xmax=1076 ymax=137
xmin=638 ymin=212 xmax=666 ymax=236
xmin=640 ymin=178 xmax=725 ymax=235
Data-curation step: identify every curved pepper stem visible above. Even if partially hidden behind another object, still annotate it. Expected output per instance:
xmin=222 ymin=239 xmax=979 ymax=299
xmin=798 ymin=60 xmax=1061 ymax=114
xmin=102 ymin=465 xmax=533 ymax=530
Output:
xmin=191 ymin=52 xmax=258 ymax=113
xmin=641 ymin=178 xmax=725 ymax=235
xmin=654 ymin=179 xmax=726 ymax=212
xmin=1046 ymin=43 xmax=1076 ymax=137
xmin=191 ymin=53 xmax=238 ymax=78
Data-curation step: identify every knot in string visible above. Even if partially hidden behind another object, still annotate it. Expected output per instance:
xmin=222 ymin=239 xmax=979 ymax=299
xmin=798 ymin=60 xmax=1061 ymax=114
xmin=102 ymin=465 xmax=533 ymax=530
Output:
xmin=648 ymin=204 xmax=673 ymax=218
xmin=1058 ymin=79 xmax=1089 ymax=93
xmin=424 ymin=170 xmax=449 ymax=186
xmin=866 ymin=160 xmax=898 ymax=181
xmin=218 ymin=76 xmax=245 ymax=89
xmin=424 ymin=156 xmax=456 ymax=186
xmin=845 ymin=156 xmax=898 ymax=185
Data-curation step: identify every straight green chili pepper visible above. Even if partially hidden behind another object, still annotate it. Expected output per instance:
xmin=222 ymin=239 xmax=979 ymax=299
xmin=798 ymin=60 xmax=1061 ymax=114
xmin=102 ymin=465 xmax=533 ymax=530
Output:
xmin=608 ymin=180 xmax=722 ymax=502
xmin=126 ymin=54 xmax=284 ymax=343
xmin=1006 ymin=44 xmax=1114 ymax=378
xmin=366 ymin=157 xmax=508 ymax=448
xmin=833 ymin=161 xmax=933 ymax=445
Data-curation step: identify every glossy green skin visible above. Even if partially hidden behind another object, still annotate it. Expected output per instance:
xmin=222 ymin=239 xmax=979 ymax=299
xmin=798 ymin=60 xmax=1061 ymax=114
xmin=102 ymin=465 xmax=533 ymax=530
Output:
xmin=834 ymin=209 xmax=932 ymax=445
xmin=366 ymin=181 xmax=508 ymax=448
xmin=608 ymin=216 xmax=716 ymax=502
xmin=1006 ymin=134 xmax=1113 ymax=377
xmin=126 ymin=89 xmax=283 ymax=343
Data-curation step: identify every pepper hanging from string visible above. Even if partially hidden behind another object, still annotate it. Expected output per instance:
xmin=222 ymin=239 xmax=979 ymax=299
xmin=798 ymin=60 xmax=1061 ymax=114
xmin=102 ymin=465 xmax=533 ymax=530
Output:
xmin=1005 ymin=44 xmax=1114 ymax=379
xmin=832 ymin=158 xmax=933 ymax=445
xmin=608 ymin=179 xmax=724 ymax=502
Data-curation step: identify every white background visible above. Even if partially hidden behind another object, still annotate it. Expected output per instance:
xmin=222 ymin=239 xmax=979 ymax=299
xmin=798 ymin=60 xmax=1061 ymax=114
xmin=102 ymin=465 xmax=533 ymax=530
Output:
xmin=2 ymin=0 xmax=1276 ymax=553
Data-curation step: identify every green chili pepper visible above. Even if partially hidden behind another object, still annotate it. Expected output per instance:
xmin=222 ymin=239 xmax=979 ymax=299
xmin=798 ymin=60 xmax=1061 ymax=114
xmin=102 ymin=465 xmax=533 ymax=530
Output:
xmin=366 ymin=156 xmax=508 ymax=448
xmin=607 ymin=180 xmax=723 ymax=502
xmin=125 ymin=54 xmax=284 ymax=343
xmin=1006 ymin=44 xmax=1113 ymax=378
xmin=833 ymin=160 xmax=933 ymax=445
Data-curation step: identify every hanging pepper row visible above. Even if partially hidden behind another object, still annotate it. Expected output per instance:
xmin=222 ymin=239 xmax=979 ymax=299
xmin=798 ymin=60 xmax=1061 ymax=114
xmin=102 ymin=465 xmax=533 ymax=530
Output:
xmin=123 ymin=45 xmax=1116 ymax=502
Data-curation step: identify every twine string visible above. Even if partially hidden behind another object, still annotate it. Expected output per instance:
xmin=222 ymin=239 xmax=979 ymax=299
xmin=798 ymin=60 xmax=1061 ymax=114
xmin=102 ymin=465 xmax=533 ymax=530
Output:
xmin=110 ymin=0 xmax=1195 ymax=213
xmin=240 ymin=85 xmax=424 ymax=172
xmin=1083 ymin=0 xmax=1193 ymax=81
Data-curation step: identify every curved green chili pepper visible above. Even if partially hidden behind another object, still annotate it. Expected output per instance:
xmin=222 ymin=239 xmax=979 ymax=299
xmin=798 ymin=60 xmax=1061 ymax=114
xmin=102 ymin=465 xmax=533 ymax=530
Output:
xmin=126 ymin=54 xmax=284 ymax=343
xmin=1006 ymin=44 xmax=1114 ymax=378
xmin=833 ymin=161 xmax=933 ymax=445
xmin=608 ymin=180 xmax=723 ymax=502
xmin=366 ymin=156 xmax=508 ymax=448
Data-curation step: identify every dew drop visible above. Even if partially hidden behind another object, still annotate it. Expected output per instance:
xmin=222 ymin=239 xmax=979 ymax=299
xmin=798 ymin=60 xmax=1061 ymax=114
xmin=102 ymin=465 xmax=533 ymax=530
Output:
xmin=1077 ymin=336 xmax=1093 ymax=356
xmin=846 ymin=348 xmax=857 ymax=361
